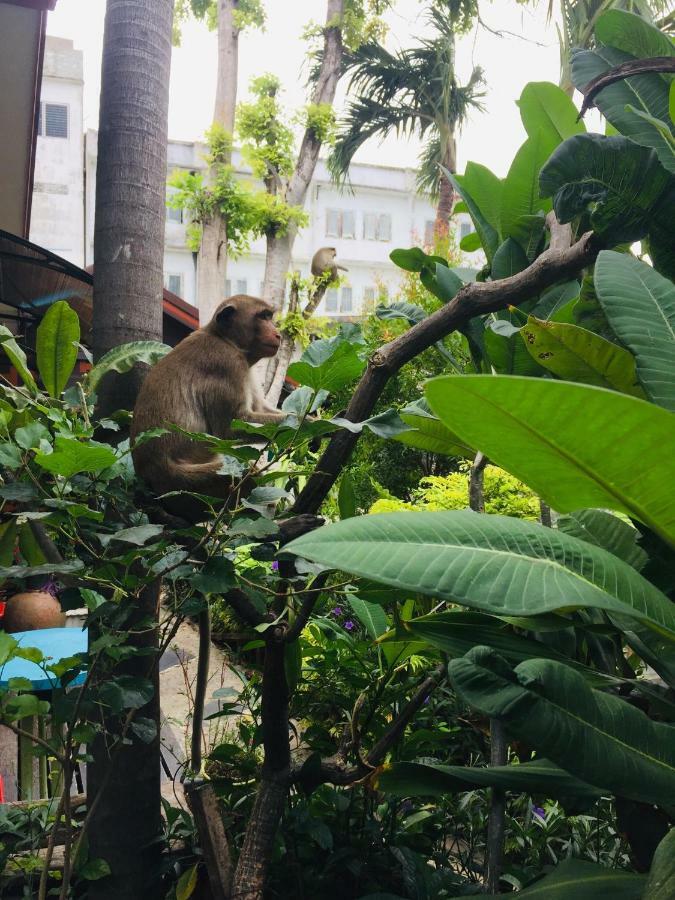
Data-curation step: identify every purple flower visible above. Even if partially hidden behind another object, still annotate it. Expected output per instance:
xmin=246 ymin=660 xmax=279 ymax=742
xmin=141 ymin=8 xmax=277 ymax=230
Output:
xmin=532 ymin=806 xmax=546 ymax=820
xmin=331 ymin=606 xmax=343 ymax=617
xmin=39 ymin=579 xmax=60 ymax=598
xmin=344 ymin=620 xmax=355 ymax=631
xmin=271 ymin=561 xmax=279 ymax=571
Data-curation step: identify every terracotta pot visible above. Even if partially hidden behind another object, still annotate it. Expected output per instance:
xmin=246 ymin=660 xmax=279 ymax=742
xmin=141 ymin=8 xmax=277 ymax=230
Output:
xmin=3 ymin=591 xmax=65 ymax=633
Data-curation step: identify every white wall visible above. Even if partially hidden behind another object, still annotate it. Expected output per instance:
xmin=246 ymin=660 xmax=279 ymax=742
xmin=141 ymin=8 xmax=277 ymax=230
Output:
xmin=35 ymin=36 xmax=483 ymax=316
xmin=29 ymin=37 xmax=84 ymax=267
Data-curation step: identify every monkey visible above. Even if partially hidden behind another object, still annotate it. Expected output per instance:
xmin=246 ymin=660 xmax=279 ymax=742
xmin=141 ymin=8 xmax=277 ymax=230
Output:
xmin=131 ymin=294 xmax=290 ymax=522
xmin=311 ymin=247 xmax=348 ymax=282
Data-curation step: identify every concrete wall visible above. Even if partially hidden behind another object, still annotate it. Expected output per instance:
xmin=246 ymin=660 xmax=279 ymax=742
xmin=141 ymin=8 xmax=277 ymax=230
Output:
xmin=29 ymin=37 xmax=84 ymax=266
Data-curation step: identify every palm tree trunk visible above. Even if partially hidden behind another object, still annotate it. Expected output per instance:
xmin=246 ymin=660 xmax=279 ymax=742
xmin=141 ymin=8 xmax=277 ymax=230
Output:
xmin=197 ymin=0 xmax=239 ymax=323
xmin=434 ymin=136 xmax=456 ymax=240
xmin=89 ymin=2 xmax=172 ymax=897
xmin=262 ymin=0 xmax=344 ymax=398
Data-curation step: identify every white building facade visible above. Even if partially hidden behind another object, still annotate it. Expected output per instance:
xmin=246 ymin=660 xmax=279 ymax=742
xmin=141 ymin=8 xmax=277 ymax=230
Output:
xmin=32 ymin=36 xmax=478 ymax=322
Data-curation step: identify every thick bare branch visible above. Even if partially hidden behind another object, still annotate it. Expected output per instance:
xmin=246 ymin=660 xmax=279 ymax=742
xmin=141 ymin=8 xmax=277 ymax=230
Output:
xmin=292 ymin=229 xmax=601 ymax=516
xmin=577 ymin=57 xmax=675 ymax=120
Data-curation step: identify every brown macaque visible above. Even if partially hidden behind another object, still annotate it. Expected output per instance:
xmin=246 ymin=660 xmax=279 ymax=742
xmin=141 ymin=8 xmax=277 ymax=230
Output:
xmin=311 ymin=246 xmax=348 ymax=282
xmin=131 ymin=294 xmax=287 ymax=521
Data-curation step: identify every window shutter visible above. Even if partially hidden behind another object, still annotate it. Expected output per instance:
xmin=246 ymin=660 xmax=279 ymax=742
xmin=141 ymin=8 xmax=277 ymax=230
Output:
xmin=45 ymin=103 xmax=68 ymax=138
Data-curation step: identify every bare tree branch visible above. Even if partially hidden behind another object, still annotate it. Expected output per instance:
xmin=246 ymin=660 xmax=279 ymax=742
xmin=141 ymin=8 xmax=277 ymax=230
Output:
xmin=577 ymin=57 xmax=675 ymax=120
xmin=292 ymin=228 xmax=601 ymax=516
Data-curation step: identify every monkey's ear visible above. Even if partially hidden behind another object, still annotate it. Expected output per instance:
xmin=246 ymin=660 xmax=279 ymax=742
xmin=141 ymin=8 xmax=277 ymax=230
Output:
xmin=215 ymin=304 xmax=236 ymax=328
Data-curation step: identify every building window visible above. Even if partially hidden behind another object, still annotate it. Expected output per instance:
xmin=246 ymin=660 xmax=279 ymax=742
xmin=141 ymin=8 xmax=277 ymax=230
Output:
xmin=325 ymin=288 xmax=338 ymax=312
xmin=340 ymin=287 xmax=352 ymax=313
xmin=225 ymin=279 xmax=232 ymax=297
xmin=236 ymin=279 xmax=247 ymax=294
xmin=460 ymin=220 xmax=474 ymax=240
xmin=165 ymin=273 xmax=183 ymax=296
xmin=326 ymin=209 xmax=355 ymax=239
xmin=363 ymin=286 xmax=376 ymax=304
xmin=378 ymin=214 xmax=392 ymax=242
xmin=364 ymin=212 xmax=392 ymax=241
xmin=38 ymin=103 xmax=69 ymax=138
xmin=424 ymin=220 xmax=435 ymax=245
xmin=166 ymin=202 xmax=183 ymax=224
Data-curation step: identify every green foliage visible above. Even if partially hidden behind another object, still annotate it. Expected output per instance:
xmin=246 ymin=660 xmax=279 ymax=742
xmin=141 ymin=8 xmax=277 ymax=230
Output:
xmin=173 ymin=0 xmax=265 ymax=45
xmin=237 ymin=74 xmax=295 ymax=180
xmin=303 ymin=102 xmax=337 ymax=144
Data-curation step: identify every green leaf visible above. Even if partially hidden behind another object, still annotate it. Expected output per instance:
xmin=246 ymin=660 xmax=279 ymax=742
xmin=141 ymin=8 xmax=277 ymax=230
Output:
xmin=425 ymin=375 xmax=675 ymax=546
xmin=86 ymin=341 xmax=171 ymax=393
xmin=99 ymin=675 xmax=153 ymax=713
xmin=0 ymin=325 xmax=38 ymax=394
xmin=378 ymin=757 xmax=601 ymax=802
xmin=400 ymin=610 xmax=584 ymax=667
xmin=434 ymin=263 xmax=464 ymax=303
xmin=176 ymin=864 xmax=199 ymax=900
xmin=0 ymin=521 xmax=17 ymax=567
xmin=595 ymin=9 xmax=675 ymax=61
xmin=485 ymin=322 xmax=545 ymax=377
xmin=34 ymin=436 xmax=116 ymax=478
xmin=190 ymin=557 xmax=236 ymax=595
xmin=447 ymin=164 xmax=500 ymax=264
xmin=459 ymin=231 xmax=481 ymax=252
xmin=594 ymin=251 xmax=675 ymax=412
xmin=539 ymin=133 xmax=673 ymax=245
xmin=348 ymin=596 xmax=388 ymax=639
xmin=518 ymin=81 xmax=586 ymax=145
xmin=0 ymin=632 xmax=18 ymax=666
xmin=284 ymin=639 xmax=302 ymax=696
xmin=0 ymin=442 xmax=23 ymax=469
xmin=0 ymin=560 xmax=83 ymax=579
xmin=395 ymin=400 xmax=473 ymax=458
xmin=670 ymin=81 xmax=675 ymax=126
xmin=389 ymin=247 xmax=446 ymax=273
xmin=130 ymin=716 xmax=158 ymax=744
xmin=14 ymin=422 xmax=50 ymax=450
xmin=288 ymin=341 xmax=365 ymax=393
xmin=500 ymin=131 xmax=557 ymax=244
xmin=449 ymin=647 xmax=675 ymax=808
xmin=285 ymin=511 xmax=675 ymax=638
xmin=520 ymin=316 xmax=645 ymax=396
xmin=36 ymin=301 xmax=80 ymax=397
xmin=488 ymin=858 xmax=645 ymax=899
xmin=557 ymin=509 xmax=647 ymax=571
xmin=338 ymin=472 xmax=357 ymax=519
xmin=644 ymin=828 xmax=675 ymax=900
xmin=100 ymin=524 xmax=165 ymax=547
xmin=531 ymin=280 xmax=580 ymax=321
xmin=491 ymin=237 xmax=529 ymax=281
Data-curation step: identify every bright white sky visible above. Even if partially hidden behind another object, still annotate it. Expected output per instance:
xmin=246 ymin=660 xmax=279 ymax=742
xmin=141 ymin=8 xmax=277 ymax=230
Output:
xmin=46 ymin=0 xmax=602 ymax=178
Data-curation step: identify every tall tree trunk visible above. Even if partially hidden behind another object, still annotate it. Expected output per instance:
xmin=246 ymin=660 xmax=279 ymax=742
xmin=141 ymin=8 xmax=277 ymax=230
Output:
xmin=197 ymin=0 xmax=239 ymax=323
xmin=89 ymin=2 xmax=172 ymax=897
xmin=262 ymin=0 xmax=344 ymax=398
xmin=435 ymin=135 xmax=456 ymax=240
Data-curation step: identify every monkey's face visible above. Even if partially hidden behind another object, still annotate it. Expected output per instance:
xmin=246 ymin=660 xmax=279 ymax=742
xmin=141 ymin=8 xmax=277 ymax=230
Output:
xmin=213 ymin=295 xmax=281 ymax=360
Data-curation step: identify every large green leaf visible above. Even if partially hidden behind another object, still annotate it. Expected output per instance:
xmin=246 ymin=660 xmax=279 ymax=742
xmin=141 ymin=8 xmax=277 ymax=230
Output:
xmin=539 ymin=134 xmax=673 ymax=245
xmin=34 ymin=436 xmax=117 ymax=478
xmin=399 ymin=610 xmax=588 ymax=667
xmin=594 ymin=251 xmax=675 ymax=412
xmin=572 ymin=12 xmax=674 ymax=174
xmin=644 ymin=828 xmax=675 ymax=900
xmin=378 ymin=758 xmax=601 ymax=802
xmin=487 ymin=858 xmax=645 ymax=899
xmin=520 ymin=316 xmax=645 ymax=396
xmin=36 ymin=301 xmax=80 ymax=398
xmin=86 ymin=341 xmax=171 ymax=393
xmin=500 ymin=131 xmax=557 ymax=245
xmin=348 ymin=596 xmax=389 ymax=639
xmin=395 ymin=399 xmax=473 ymax=458
xmin=0 ymin=325 xmax=38 ymax=394
xmin=285 ymin=511 xmax=675 ymax=638
xmin=288 ymin=340 xmax=365 ymax=393
xmin=491 ymin=237 xmax=529 ymax=281
xmin=425 ymin=376 xmax=675 ymax=545
xmin=448 ymin=164 xmax=501 ymax=263
xmin=485 ymin=322 xmax=545 ymax=377
xmin=449 ymin=647 xmax=675 ymax=807
xmin=518 ymin=81 xmax=586 ymax=146
xmin=556 ymin=509 xmax=647 ymax=572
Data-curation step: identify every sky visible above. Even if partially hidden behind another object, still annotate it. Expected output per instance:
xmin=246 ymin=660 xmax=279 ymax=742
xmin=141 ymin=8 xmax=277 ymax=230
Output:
xmin=45 ymin=0 xmax=602 ymax=179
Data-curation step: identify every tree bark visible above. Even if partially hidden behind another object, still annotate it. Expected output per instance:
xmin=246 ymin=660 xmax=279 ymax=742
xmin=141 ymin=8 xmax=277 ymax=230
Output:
xmin=262 ymin=0 xmax=345 ymax=394
xmin=89 ymin=2 xmax=172 ymax=896
xmin=435 ymin=136 xmax=456 ymax=240
xmin=92 ymin=0 xmax=172 ymax=412
xmin=197 ymin=0 xmax=240 ymax=323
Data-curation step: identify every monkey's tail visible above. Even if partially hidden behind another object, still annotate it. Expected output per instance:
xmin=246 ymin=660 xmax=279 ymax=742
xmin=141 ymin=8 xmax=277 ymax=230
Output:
xmin=163 ymin=456 xmax=229 ymax=495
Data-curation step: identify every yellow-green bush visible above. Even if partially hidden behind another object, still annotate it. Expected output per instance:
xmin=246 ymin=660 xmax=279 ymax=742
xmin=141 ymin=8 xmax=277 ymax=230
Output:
xmin=369 ymin=463 xmax=540 ymax=520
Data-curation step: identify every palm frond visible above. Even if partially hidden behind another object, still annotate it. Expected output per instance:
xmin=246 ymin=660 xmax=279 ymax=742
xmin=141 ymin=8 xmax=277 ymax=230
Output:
xmin=415 ymin=132 xmax=444 ymax=199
